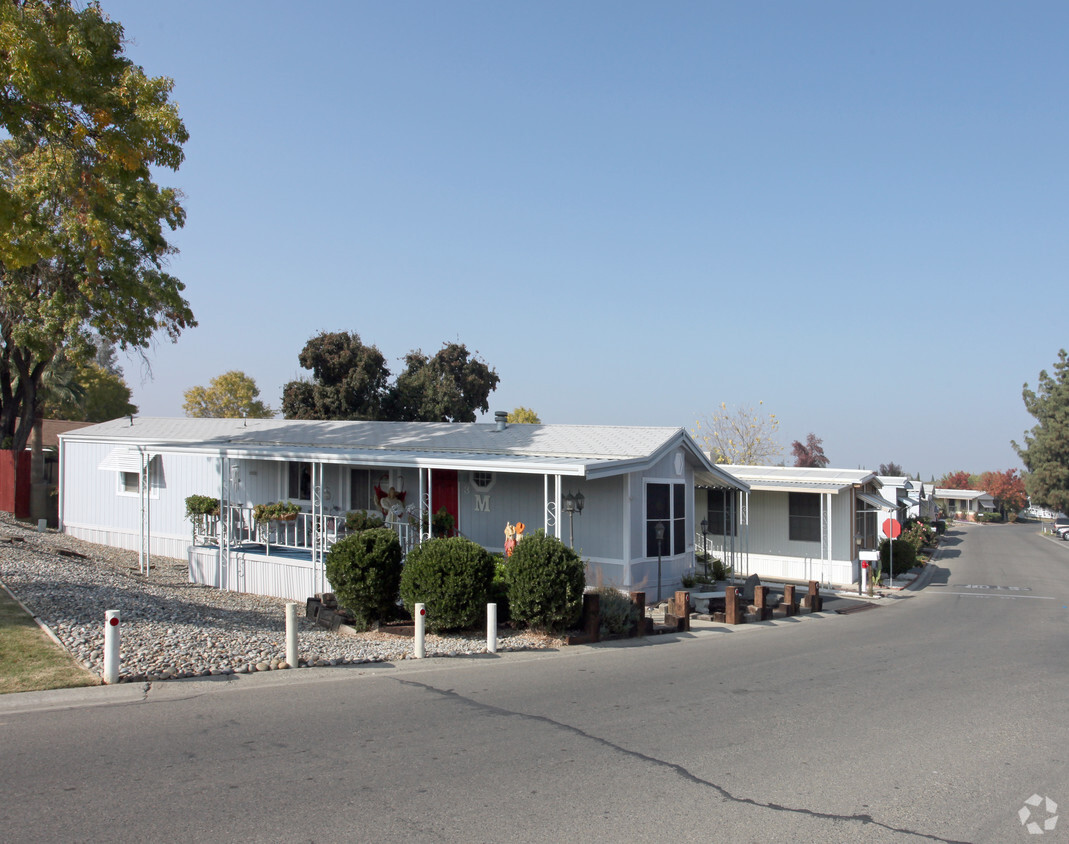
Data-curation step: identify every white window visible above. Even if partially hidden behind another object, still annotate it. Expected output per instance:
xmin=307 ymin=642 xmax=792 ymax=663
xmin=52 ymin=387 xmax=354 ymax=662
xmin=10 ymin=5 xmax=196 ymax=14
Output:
xmin=646 ymin=481 xmax=686 ymax=556
xmin=120 ymin=471 xmax=139 ymax=494
xmin=288 ymin=462 xmax=312 ymax=501
xmin=350 ymin=468 xmax=372 ymax=510
xmin=471 ymin=471 xmax=495 ymax=492
xmin=116 ymin=467 xmax=159 ymax=499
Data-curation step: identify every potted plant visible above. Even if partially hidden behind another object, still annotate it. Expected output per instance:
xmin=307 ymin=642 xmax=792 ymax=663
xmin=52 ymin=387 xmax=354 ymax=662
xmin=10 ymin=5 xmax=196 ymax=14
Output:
xmin=185 ymin=495 xmax=220 ymax=519
xmin=253 ymin=501 xmax=302 ymax=522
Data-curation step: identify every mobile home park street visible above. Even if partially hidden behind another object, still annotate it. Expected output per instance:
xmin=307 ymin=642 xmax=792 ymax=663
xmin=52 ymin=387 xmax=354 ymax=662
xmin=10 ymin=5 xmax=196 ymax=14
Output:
xmin=2 ymin=521 xmax=1067 ymax=843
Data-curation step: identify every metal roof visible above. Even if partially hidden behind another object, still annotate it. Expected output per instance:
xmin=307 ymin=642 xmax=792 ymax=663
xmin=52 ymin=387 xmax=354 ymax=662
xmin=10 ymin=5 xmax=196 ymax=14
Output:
xmin=60 ymin=417 xmax=745 ymax=485
xmin=933 ymin=488 xmax=990 ymax=501
xmin=715 ymin=464 xmax=876 ymax=494
xmin=857 ymin=492 xmax=898 ymax=510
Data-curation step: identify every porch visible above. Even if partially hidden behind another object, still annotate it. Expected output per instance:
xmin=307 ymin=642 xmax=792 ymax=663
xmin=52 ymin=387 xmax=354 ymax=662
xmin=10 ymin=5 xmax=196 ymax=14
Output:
xmin=187 ymin=507 xmax=419 ymax=602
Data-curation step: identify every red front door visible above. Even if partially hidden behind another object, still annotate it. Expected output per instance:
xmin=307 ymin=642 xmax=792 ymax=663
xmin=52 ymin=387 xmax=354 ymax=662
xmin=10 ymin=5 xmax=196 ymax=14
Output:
xmin=430 ymin=469 xmax=459 ymax=536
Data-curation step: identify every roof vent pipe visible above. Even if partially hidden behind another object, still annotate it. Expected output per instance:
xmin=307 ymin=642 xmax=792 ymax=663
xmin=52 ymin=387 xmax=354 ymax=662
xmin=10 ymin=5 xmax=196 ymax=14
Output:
xmin=494 ymin=411 xmax=508 ymax=432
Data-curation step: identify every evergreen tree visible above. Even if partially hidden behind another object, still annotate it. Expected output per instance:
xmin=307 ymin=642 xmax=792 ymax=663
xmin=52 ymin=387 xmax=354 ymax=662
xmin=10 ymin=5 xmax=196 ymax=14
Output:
xmin=1013 ymin=350 xmax=1069 ymax=513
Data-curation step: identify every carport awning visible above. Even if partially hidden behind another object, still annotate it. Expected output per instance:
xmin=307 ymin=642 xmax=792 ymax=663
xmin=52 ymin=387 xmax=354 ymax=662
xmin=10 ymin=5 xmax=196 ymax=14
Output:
xmin=98 ymin=447 xmax=152 ymax=472
xmin=858 ymin=492 xmax=898 ymax=510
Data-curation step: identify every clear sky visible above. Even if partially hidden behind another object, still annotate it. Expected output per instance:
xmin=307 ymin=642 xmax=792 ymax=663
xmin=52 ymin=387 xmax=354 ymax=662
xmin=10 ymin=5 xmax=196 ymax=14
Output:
xmin=98 ymin=1 xmax=1067 ymax=480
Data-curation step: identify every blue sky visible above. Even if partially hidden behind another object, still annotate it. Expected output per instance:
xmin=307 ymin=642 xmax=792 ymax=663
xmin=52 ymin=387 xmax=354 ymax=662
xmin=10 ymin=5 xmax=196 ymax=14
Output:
xmin=101 ymin=1 xmax=1067 ymax=479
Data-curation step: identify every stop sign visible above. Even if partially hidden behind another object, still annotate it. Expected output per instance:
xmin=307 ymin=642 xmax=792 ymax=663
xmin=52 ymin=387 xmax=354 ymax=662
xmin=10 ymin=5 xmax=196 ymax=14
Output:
xmin=882 ymin=517 xmax=902 ymax=539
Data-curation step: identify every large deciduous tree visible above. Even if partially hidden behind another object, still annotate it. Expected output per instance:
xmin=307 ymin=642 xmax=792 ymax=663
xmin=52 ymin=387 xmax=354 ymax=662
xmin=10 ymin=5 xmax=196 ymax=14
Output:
xmin=1013 ymin=349 xmax=1069 ymax=513
xmin=878 ymin=462 xmax=905 ymax=476
xmin=385 ymin=343 xmax=500 ymax=423
xmin=692 ymin=402 xmax=781 ymax=465
xmin=791 ymin=433 xmax=829 ymax=468
xmin=507 ymin=407 xmax=541 ymax=424
xmin=40 ymin=350 xmax=137 ymax=422
xmin=281 ymin=332 xmax=500 ymax=423
xmin=937 ymin=470 xmax=975 ymax=490
xmin=0 ymin=0 xmax=194 ymax=453
xmin=979 ymin=469 xmax=1027 ymax=515
xmin=281 ymin=332 xmax=390 ymax=420
xmin=183 ymin=371 xmax=273 ymax=419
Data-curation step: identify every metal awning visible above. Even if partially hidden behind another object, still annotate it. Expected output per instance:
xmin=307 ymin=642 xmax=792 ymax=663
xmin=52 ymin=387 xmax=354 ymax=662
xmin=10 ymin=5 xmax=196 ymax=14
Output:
xmin=858 ymin=492 xmax=898 ymax=510
xmin=98 ymin=447 xmax=152 ymax=472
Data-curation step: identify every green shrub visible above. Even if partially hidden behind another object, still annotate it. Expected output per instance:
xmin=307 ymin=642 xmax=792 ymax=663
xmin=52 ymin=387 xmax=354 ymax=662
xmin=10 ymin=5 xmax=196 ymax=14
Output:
xmin=345 ymin=510 xmax=385 ymax=532
xmin=399 ymin=536 xmax=496 ymax=632
xmin=185 ymin=495 xmax=220 ymax=518
xmin=505 ymin=530 xmax=585 ymax=633
xmin=325 ymin=528 xmax=402 ymax=631
xmin=879 ymin=538 xmax=917 ymax=573
xmin=899 ymin=519 xmax=934 ymax=555
xmin=431 ymin=507 xmax=456 ymax=538
xmin=595 ymin=587 xmax=640 ymax=636
xmin=489 ymin=557 xmax=511 ymax=623
xmin=978 ymin=512 xmax=1004 ymax=523
xmin=711 ymin=558 xmax=733 ymax=582
xmin=253 ymin=500 xmax=301 ymax=522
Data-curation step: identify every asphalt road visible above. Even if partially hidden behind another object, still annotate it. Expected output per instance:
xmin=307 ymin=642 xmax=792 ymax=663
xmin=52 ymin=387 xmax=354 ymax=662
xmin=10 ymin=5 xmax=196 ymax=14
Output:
xmin=2 ymin=522 xmax=1067 ymax=843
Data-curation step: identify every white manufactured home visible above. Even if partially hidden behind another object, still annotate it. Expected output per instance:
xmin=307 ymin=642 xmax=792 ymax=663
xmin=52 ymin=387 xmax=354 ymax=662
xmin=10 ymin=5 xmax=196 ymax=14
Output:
xmin=58 ymin=416 xmax=746 ymax=603
xmin=697 ymin=465 xmax=893 ymax=587
xmin=933 ymin=488 xmax=997 ymax=520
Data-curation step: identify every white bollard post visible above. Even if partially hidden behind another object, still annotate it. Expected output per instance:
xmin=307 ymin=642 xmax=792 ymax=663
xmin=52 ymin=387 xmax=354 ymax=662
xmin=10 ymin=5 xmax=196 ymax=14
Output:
xmin=103 ymin=610 xmax=120 ymax=684
xmin=486 ymin=603 xmax=497 ymax=654
xmin=414 ymin=602 xmax=426 ymax=658
xmin=285 ymin=602 xmax=299 ymax=668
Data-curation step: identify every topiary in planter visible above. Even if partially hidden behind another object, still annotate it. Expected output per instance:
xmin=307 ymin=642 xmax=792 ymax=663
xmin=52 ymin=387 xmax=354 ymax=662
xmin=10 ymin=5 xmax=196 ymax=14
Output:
xmin=325 ymin=528 xmax=402 ymax=631
xmin=399 ymin=536 xmax=495 ymax=632
xmin=505 ymin=530 xmax=585 ymax=634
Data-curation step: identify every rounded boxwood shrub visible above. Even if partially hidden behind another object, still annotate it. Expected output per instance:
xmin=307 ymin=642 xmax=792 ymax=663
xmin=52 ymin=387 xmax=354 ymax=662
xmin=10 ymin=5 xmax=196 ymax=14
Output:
xmin=399 ymin=536 xmax=496 ymax=632
xmin=879 ymin=537 xmax=917 ymax=572
xmin=506 ymin=530 xmax=585 ymax=633
xmin=489 ymin=557 xmax=511 ymax=624
xmin=325 ymin=528 xmax=402 ymax=631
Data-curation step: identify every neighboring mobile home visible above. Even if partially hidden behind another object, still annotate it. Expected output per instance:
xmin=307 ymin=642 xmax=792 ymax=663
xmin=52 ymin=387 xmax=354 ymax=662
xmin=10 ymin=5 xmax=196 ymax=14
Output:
xmin=59 ymin=416 xmax=746 ymax=602
xmin=698 ymin=465 xmax=892 ymax=586
xmin=875 ymin=475 xmax=934 ymax=527
xmin=933 ymin=488 xmax=997 ymax=520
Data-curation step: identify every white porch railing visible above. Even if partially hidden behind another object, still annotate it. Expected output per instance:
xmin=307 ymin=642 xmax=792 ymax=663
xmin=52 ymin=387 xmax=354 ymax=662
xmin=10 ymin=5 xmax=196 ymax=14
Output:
xmin=192 ymin=507 xmax=418 ymax=559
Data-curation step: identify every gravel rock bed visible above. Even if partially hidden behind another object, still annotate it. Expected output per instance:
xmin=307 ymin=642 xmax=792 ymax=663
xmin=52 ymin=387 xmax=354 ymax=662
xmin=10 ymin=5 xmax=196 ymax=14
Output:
xmin=0 ymin=514 xmax=561 ymax=683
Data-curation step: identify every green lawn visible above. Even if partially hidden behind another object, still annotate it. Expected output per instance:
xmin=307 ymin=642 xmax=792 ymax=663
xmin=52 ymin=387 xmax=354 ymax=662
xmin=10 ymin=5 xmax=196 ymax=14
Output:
xmin=0 ymin=587 xmax=99 ymax=694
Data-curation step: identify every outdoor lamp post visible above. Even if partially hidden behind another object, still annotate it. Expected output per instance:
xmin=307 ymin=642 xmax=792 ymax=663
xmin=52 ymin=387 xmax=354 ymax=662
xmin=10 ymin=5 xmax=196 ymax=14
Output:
xmin=655 ymin=520 xmax=665 ymax=603
xmin=564 ymin=490 xmax=585 ymax=548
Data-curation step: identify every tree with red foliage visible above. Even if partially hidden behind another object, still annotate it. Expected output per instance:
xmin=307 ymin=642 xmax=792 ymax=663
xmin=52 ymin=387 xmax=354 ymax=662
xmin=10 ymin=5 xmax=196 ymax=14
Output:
xmin=938 ymin=470 xmax=975 ymax=489
xmin=791 ymin=433 xmax=829 ymax=468
xmin=979 ymin=469 xmax=1027 ymax=514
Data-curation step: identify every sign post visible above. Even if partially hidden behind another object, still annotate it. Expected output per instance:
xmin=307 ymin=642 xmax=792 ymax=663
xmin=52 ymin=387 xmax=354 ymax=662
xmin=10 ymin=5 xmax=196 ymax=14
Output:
xmin=882 ymin=516 xmax=902 ymax=585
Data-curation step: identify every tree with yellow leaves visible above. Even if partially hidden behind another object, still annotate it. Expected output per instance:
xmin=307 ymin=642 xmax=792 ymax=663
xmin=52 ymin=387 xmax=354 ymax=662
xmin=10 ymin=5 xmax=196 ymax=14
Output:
xmin=692 ymin=402 xmax=781 ymax=465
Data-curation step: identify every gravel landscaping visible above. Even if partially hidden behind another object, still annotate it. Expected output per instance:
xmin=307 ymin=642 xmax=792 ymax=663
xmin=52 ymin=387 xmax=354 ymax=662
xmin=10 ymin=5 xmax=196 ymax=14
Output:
xmin=0 ymin=514 xmax=561 ymax=683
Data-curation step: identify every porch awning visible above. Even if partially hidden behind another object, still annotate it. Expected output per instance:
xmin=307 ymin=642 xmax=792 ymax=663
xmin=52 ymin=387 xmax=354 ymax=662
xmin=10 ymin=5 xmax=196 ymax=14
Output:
xmin=858 ymin=492 xmax=898 ymax=510
xmin=98 ymin=447 xmax=152 ymax=472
